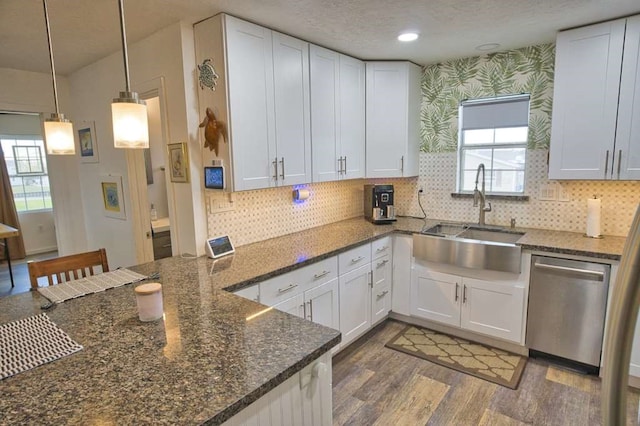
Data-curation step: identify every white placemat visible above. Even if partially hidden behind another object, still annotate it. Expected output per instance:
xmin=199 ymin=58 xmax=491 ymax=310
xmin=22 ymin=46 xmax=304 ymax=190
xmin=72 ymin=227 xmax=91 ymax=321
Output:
xmin=0 ymin=313 xmax=83 ymax=380
xmin=37 ymin=268 xmax=148 ymax=304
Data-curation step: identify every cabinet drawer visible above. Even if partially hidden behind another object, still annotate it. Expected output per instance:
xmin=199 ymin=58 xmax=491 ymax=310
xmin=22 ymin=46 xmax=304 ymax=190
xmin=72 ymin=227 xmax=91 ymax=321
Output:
xmin=371 ymin=236 xmax=392 ymax=260
xmin=338 ymin=243 xmax=371 ymax=275
xmin=298 ymin=257 xmax=338 ymax=288
xmin=234 ymin=284 xmax=260 ymax=302
xmin=260 ymin=269 xmax=304 ymax=306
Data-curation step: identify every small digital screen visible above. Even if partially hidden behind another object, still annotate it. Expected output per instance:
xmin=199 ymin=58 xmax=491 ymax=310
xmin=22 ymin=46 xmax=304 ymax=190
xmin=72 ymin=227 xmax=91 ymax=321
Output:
xmin=209 ymin=236 xmax=233 ymax=256
xmin=204 ymin=166 xmax=224 ymax=189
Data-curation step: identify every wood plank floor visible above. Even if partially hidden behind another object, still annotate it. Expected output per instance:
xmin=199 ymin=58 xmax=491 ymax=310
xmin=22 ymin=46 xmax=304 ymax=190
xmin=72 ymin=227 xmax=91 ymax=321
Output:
xmin=0 ymin=251 xmax=57 ymax=297
xmin=332 ymin=320 xmax=640 ymax=425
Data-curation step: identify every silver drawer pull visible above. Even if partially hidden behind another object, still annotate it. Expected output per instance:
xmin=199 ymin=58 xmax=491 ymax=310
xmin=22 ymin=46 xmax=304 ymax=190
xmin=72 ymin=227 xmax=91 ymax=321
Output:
xmin=377 ymin=290 xmax=389 ymax=298
xmin=351 ymin=256 xmax=365 ymax=264
xmin=313 ymin=270 xmax=330 ymax=279
xmin=533 ymin=262 xmax=605 ymax=279
xmin=277 ymin=283 xmax=298 ymax=293
xmin=161 ymin=244 xmax=172 ymax=248
xmin=376 ymin=246 xmax=388 ymax=252
xmin=376 ymin=259 xmax=389 ymax=268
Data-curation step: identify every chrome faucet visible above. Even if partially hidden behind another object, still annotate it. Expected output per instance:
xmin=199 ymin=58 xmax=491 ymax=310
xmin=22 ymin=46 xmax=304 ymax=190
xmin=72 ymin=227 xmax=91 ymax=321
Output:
xmin=473 ymin=163 xmax=492 ymax=226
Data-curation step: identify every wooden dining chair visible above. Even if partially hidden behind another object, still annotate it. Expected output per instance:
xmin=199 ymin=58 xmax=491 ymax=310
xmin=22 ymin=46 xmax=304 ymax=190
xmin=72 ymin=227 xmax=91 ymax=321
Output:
xmin=28 ymin=248 xmax=109 ymax=290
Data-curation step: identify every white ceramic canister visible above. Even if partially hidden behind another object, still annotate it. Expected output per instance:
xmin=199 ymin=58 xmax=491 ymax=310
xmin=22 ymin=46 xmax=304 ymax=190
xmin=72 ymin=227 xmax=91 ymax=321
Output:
xmin=134 ymin=283 xmax=164 ymax=321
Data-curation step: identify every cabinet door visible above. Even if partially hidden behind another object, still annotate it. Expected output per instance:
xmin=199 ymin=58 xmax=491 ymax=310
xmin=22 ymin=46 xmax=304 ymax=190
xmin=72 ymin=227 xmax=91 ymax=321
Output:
xmin=339 ymin=263 xmax=371 ymax=346
xmin=460 ymin=277 xmax=525 ymax=343
xmin=366 ymin=62 xmax=407 ymax=178
xmin=272 ymin=293 xmax=305 ymax=318
xmin=305 ymin=278 xmax=340 ymax=330
xmin=225 ymin=16 xmax=276 ymax=190
xmin=548 ymin=19 xmax=626 ymax=180
xmin=392 ymin=235 xmax=412 ymax=316
xmin=339 ymin=54 xmax=365 ymax=180
xmin=233 ymin=284 xmax=260 ymax=303
xmin=617 ymin=15 xmax=640 ymax=180
xmin=272 ymin=32 xmax=311 ymax=186
xmin=410 ymin=264 xmax=460 ymax=327
xmin=310 ymin=45 xmax=340 ymax=183
xmin=371 ymin=255 xmax=392 ymax=325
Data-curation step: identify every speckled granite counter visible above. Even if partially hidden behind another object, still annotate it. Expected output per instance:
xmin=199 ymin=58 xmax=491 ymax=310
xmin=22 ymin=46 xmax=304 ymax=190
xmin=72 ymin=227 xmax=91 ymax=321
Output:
xmin=0 ymin=216 xmax=628 ymax=424
xmin=0 ymin=257 xmax=340 ymax=425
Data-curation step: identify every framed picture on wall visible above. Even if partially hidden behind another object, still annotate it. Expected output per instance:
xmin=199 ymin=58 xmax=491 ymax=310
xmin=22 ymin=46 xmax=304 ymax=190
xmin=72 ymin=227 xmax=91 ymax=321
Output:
xmin=100 ymin=175 xmax=126 ymax=220
xmin=168 ymin=142 xmax=189 ymax=183
xmin=76 ymin=121 xmax=99 ymax=163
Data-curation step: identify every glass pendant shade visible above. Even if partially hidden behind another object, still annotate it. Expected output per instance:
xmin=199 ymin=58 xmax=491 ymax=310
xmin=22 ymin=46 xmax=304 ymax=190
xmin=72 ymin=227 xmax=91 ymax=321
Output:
xmin=111 ymin=92 xmax=149 ymax=148
xmin=44 ymin=113 xmax=75 ymax=155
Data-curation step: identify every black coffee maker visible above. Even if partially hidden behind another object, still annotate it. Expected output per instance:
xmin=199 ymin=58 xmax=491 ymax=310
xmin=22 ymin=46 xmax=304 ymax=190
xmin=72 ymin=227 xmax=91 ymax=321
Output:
xmin=364 ymin=184 xmax=396 ymax=223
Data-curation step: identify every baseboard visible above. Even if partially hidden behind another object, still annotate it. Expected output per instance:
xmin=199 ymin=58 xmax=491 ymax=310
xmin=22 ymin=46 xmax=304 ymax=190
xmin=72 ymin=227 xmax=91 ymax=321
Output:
xmin=389 ymin=312 xmax=529 ymax=356
xmin=26 ymin=246 xmax=58 ymax=256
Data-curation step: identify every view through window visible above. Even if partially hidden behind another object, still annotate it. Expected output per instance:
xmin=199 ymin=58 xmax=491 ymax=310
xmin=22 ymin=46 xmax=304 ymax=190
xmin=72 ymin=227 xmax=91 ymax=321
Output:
xmin=458 ymin=95 xmax=530 ymax=194
xmin=1 ymin=137 xmax=52 ymax=212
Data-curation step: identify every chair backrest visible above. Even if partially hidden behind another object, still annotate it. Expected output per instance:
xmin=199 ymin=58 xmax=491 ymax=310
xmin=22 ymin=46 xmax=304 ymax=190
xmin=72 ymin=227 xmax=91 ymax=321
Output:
xmin=28 ymin=248 xmax=109 ymax=289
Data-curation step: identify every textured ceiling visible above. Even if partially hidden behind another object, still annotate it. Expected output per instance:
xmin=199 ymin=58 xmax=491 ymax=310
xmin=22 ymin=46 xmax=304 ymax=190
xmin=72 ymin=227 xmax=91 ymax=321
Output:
xmin=1 ymin=0 xmax=639 ymax=76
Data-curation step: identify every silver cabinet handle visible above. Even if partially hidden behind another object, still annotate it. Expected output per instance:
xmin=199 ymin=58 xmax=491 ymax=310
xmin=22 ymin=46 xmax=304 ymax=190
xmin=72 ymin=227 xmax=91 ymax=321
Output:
xmin=272 ymin=157 xmax=278 ymax=180
xmin=344 ymin=156 xmax=347 ymax=174
xmin=377 ymin=290 xmax=389 ymax=298
xmin=604 ymin=150 xmax=610 ymax=177
xmin=161 ymin=244 xmax=172 ymax=248
xmin=617 ymin=150 xmax=622 ymax=178
xmin=401 ymin=155 xmax=404 ymax=173
xmin=351 ymin=256 xmax=365 ymax=264
xmin=376 ymin=259 xmax=389 ymax=268
xmin=313 ymin=270 xmax=330 ymax=279
xmin=337 ymin=157 xmax=343 ymax=174
xmin=368 ymin=271 xmax=373 ymax=288
xmin=279 ymin=157 xmax=285 ymax=179
xmin=533 ymin=262 xmax=605 ymax=279
xmin=463 ymin=284 xmax=467 ymax=303
xmin=455 ymin=283 xmax=459 ymax=302
xmin=308 ymin=300 xmax=313 ymax=321
xmin=375 ymin=246 xmax=388 ymax=253
xmin=277 ymin=283 xmax=298 ymax=293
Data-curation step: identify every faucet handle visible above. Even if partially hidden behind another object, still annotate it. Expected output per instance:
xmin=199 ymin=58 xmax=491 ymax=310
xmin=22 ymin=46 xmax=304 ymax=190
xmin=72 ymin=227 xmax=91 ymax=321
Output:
xmin=484 ymin=202 xmax=492 ymax=212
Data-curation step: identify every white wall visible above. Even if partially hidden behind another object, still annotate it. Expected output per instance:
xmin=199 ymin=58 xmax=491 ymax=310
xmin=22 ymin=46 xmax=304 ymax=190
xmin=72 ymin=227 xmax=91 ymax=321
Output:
xmin=0 ymin=68 xmax=87 ymax=256
xmin=68 ymin=21 xmax=205 ymax=268
xmin=146 ymin=97 xmax=169 ymax=219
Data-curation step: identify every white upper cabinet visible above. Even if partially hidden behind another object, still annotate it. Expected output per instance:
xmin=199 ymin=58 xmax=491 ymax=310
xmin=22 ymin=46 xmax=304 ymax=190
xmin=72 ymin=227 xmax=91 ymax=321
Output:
xmin=617 ymin=15 xmax=640 ymax=180
xmin=272 ymin=32 xmax=312 ymax=186
xmin=194 ymin=14 xmax=311 ymax=191
xmin=310 ymin=45 xmax=365 ymax=182
xmin=365 ymin=61 xmax=421 ymax=178
xmin=549 ymin=15 xmax=640 ymax=180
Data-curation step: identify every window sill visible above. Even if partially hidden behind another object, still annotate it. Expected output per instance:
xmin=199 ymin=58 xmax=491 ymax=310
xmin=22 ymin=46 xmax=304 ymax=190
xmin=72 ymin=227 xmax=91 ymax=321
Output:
xmin=450 ymin=193 xmax=529 ymax=202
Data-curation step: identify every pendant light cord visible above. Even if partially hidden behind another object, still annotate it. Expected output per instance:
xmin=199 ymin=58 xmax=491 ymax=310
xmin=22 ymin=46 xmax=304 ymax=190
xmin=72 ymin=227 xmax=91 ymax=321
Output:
xmin=117 ymin=0 xmax=131 ymax=92
xmin=42 ymin=0 xmax=60 ymax=115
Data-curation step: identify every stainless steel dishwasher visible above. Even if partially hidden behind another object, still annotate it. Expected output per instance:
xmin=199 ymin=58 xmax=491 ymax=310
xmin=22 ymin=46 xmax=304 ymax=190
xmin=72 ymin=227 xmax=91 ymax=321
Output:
xmin=527 ymin=255 xmax=610 ymax=368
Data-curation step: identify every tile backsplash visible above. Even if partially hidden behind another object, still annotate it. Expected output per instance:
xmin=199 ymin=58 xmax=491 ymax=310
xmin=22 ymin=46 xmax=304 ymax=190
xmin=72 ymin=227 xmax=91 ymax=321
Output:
xmin=207 ymin=151 xmax=638 ymax=245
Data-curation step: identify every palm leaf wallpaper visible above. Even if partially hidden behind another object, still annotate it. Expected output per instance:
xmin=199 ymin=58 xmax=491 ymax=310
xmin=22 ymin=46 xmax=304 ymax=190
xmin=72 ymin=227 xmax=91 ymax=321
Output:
xmin=420 ymin=43 xmax=555 ymax=152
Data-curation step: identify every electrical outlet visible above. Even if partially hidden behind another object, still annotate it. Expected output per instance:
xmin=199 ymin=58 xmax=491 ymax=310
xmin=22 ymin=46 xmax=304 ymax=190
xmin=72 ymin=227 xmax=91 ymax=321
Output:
xmin=208 ymin=192 xmax=235 ymax=214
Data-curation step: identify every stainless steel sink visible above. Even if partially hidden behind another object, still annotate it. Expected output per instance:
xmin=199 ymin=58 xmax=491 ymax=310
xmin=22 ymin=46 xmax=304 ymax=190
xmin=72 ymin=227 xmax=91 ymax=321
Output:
xmin=415 ymin=223 xmax=524 ymax=273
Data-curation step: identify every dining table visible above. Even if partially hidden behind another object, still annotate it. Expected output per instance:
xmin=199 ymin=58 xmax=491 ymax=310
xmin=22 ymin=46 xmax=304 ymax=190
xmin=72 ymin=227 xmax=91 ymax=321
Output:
xmin=0 ymin=222 xmax=20 ymax=288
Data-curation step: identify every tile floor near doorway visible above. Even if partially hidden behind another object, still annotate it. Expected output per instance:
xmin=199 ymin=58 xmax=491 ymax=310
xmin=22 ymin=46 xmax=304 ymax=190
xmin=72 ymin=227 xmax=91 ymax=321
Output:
xmin=332 ymin=320 xmax=640 ymax=426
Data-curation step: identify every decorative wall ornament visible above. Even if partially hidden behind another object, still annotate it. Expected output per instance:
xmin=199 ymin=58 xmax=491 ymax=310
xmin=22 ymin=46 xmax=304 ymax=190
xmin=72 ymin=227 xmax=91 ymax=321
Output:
xmin=420 ymin=43 xmax=555 ymax=153
xmin=101 ymin=175 xmax=126 ymax=220
xmin=198 ymin=59 xmax=219 ymax=91
xmin=76 ymin=121 xmax=99 ymax=163
xmin=199 ymin=107 xmax=226 ymax=155
xmin=168 ymin=142 xmax=190 ymax=183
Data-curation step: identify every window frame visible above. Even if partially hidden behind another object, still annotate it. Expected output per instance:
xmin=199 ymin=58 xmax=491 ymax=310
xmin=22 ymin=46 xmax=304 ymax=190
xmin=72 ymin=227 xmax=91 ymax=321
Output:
xmin=457 ymin=94 xmax=530 ymax=196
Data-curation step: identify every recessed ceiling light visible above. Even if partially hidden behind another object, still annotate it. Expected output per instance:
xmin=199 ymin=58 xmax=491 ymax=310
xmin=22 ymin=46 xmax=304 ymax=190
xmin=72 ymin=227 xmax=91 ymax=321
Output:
xmin=476 ymin=43 xmax=501 ymax=51
xmin=398 ymin=32 xmax=419 ymax=42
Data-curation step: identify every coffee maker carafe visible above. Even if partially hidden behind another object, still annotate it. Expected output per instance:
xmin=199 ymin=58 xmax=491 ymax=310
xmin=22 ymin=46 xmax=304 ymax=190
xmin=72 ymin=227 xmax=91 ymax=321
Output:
xmin=364 ymin=184 xmax=396 ymax=223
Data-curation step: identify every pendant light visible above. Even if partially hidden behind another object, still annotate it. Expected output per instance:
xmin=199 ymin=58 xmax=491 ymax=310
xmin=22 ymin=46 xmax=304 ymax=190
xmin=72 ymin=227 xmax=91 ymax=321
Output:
xmin=111 ymin=0 xmax=149 ymax=149
xmin=42 ymin=0 xmax=75 ymax=155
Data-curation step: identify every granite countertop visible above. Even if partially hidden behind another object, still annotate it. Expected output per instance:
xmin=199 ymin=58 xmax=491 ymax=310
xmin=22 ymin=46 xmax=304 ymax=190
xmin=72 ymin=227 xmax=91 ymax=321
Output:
xmin=0 ymin=216 xmax=628 ymax=424
xmin=0 ymin=257 xmax=340 ymax=425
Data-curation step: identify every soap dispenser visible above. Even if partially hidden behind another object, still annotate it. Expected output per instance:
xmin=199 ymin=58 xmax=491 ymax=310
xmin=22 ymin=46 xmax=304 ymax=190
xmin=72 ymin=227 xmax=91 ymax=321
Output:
xmin=150 ymin=204 xmax=158 ymax=221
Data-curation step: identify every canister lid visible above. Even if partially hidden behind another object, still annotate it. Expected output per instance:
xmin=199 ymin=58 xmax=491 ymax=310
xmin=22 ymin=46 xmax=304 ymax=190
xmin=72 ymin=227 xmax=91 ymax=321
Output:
xmin=135 ymin=282 xmax=162 ymax=295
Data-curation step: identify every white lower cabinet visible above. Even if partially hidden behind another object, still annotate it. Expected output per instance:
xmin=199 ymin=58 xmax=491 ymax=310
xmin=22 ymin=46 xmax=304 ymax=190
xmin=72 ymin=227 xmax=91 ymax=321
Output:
xmin=304 ymin=278 xmax=340 ymax=330
xmin=223 ymin=352 xmax=332 ymax=426
xmin=233 ymin=284 xmax=260 ymax=303
xmin=411 ymin=261 xmax=525 ymax=343
xmin=273 ymin=293 xmax=306 ymax=318
xmin=338 ymin=263 xmax=371 ymax=347
xmin=371 ymin=254 xmax=392 ymax=325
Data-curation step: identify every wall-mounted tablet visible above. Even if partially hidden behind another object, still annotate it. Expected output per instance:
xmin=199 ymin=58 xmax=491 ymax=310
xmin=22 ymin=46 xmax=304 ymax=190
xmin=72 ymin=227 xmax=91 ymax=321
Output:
xmin=205 ymin=235 xmax=235 ymax=259
xmin=204 ymin=166 xmax=224 ymax=190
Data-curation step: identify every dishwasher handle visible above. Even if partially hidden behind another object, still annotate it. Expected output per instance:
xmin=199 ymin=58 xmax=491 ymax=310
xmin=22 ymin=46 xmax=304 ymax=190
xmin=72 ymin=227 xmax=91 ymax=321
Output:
xmin=533 ymin=262 xmax=605 ymax=280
